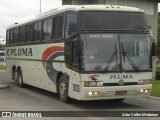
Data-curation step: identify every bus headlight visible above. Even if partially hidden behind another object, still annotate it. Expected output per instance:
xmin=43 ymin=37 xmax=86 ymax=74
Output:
xmin=138 ymin=79 xmax=152 ymax=85
xmin=84 ymin=81 xmax=103 ymax=87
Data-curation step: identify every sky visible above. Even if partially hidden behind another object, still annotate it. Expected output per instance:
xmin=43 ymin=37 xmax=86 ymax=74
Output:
xmin=0 ymin=0 xmax=160 ymax=43
xmin=0 ymin=0 xmax=62 ymax=42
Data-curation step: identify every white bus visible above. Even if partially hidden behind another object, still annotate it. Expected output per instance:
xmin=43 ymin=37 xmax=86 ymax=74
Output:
xmin=6 ymin=5 xmax=156 ymax=103
xmin=0 ymin=51 xmax=5 ymax=62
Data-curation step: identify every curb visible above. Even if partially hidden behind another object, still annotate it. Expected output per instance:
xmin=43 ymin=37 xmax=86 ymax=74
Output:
xmin=148 ymin=96 xmax=160 ymax=101
xmin=0 ymin=83 xmax=9 ymax=89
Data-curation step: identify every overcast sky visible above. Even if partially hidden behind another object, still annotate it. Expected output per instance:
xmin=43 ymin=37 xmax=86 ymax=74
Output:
xmin=0 ymin=0 xmax=160 ymax=41
xmin=0 ymin=0 xmax=62 ymax=41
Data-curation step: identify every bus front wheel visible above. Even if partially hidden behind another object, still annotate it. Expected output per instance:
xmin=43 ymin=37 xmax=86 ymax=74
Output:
xmin=58 ymin=75 xmax=70 ymax=103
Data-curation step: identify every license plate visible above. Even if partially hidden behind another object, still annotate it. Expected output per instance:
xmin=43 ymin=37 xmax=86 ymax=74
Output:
xmin=115 ymin=91 xmax=127 ymax=95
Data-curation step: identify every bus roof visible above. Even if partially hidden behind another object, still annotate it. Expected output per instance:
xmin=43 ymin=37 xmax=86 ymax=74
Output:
xmin=7 ymin=5 xmax=144 ymax=29
xmin=0 ymin=51 xmax=5 ymax=52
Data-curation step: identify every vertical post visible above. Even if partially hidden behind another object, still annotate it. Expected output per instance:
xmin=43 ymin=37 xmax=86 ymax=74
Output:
xmin=40 ymin=0 xmax=41 ymax=14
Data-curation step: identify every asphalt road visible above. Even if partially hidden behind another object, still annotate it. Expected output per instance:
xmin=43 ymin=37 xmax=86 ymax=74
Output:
xmin=0 ymin=71 xmax=160 ymax=120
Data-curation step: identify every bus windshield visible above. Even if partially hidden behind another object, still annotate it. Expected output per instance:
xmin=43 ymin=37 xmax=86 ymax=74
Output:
xmin=81 ymin=33 xmax=151 ymax=72
xmin=80 ymin=11 xmax=147 ymax=31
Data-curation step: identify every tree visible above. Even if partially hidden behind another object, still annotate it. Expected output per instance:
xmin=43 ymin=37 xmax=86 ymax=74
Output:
xmin=157 ymin=13 xmax=160 ymax=58
xmin=0 ymin=44 xmax=5 ymax=51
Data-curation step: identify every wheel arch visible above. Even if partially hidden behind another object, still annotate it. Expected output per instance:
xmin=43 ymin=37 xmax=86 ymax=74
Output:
xmin=17 ymin=66 xmax=21 ymax=73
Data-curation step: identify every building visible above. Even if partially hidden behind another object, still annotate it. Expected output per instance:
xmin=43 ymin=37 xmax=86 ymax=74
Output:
xmin=62 ymin=0 xmax=160 ymax=79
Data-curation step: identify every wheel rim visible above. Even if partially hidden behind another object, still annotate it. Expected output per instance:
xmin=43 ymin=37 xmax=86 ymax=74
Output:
xmin=60 ymin=80 xmax=66 ymax=97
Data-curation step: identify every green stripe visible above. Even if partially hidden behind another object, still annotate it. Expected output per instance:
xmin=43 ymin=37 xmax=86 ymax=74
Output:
xmin=6 ymin=58 xmax=65 ymax=63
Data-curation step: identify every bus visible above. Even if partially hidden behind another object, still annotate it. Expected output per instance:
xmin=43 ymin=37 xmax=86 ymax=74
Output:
xmin=6 ymin=5 xmax=156 ymax=103
xmin=0 ymin=51 xmax=5 ymax=62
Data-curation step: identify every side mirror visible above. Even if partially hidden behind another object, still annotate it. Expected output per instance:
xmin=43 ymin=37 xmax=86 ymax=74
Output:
xmin=148 ymin=26 xmax=153 ymax=37
xmin=151 ymin=42 xmax=157 ymax=56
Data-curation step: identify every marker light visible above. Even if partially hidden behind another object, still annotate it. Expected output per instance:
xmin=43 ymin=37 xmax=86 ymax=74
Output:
xmin=138 ymin=80 xmax=152 ymax=85
xmin=84 ymin=81 xmax=103 ymax=87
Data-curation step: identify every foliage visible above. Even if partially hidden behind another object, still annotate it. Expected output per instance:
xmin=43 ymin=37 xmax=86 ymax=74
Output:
xmin=158 ymin=15 xmax=160 ymax=58
xmin=0 ymin=44 xmax=5 ymax=51
xmin=156 ymin=66 xmax=160 ymax=73
xmin=0 ymin=64 xmax=6 ymax=70
xmin=150 ymin=81 xmax=160 ymax=97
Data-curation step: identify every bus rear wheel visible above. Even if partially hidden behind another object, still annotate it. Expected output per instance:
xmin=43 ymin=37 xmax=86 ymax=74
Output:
xmin=17 ymin=69 xmax=24 ymax=87
xmin=58 ymin=75 xmax=70 ymax=103
xmin=13 ymin=69 xmax=19 ymax=86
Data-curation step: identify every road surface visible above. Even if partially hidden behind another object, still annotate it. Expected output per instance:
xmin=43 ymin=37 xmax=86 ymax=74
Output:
xmin=0 ymin=71 xmax=160 ymax=120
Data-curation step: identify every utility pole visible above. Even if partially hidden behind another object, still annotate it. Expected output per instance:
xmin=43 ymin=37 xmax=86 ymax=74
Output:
xmin=40 ymin=0 xmax=41 ymax=14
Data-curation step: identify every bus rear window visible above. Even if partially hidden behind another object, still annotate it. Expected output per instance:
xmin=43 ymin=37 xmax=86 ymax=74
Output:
xmin=80 ymin=11 xmax=147 ymax=31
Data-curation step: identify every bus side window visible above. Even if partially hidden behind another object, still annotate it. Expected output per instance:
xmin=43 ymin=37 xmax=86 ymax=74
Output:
xmin=25 ymin=24 xmax=33 ymax=42
xmin=13 ymin=28 xmax=18 ymax=44
xmin=34 ymin=23 xmax=38 ymax=41
xmin=72 ymin=38 xmax=81 ymax=71
xmin=37 ymin=22 xmax=42 ymax=41
xmin=65 ymin=13 xmax=77 ymax=38
xmin=58 ymin=15 xmax=64 ymax=39
xmin=42 ymin=19 xmax=52 ymax=41
xmin=53 ymin=16 xmax=59 ymax=39
xmin=10 ymin=30 xmax=13 ymax=44
xmin=34 ymin=22 xmax=42 ymax=41
xmin=6 ymin=30 xmax=9 ymax=45
xmin=19 ymin=26 xmax=25 ymax=43
xmin=53 ymin=14 xmax=64 ymax=40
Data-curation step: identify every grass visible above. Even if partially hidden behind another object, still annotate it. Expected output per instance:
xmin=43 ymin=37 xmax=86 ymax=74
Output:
xmin=0 ymin=64 xmax=6 ymax=70
xmin=150 ymin=81 xmax=160 ymax=97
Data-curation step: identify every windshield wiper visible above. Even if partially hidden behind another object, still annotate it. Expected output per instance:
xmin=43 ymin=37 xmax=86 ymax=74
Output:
xmin=105 ymin=42 xmax=117 ymax=72
xmin=121 ymin=42 xmax=139 ymax=71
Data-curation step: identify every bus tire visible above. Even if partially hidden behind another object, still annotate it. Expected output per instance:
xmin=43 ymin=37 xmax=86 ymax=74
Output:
xmin=14 ymin=76 xmax=19 ymax=86
xmin=18 ymin=69 xmax=24 ymax=88
xmin=13 ymin=69 xmax=19 ymax=86
xmin=1 ymin=59 xmax=4 ymax=62
xmin=58 ymin=75 xmax=70 ymax=103
xmin=13 ymin=68 xmax=17 ymax=81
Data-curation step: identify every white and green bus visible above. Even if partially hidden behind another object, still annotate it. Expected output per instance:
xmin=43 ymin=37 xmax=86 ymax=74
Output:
xmin=6 ymin=5 xmax=156 ymax=103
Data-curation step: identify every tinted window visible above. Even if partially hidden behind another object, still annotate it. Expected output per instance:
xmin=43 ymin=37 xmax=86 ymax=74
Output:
xmin=13 ymin=28 xmax=18 ymax=43
xmin=9 ymin=30 xmax=13 ymax=44
xmin=42 ymin=19 xmax=52 ymax=41
xmin=58 ymin=15 xmax=64 ymax=38
xmin=19 ymin=27 xmax=25 ymax=43
xmin=65 ymin=13 xmax=77 ymax=38
xmin=6 ymin=30 xmax=9 ymax=45
xmin=34 ymin=22 xmax=42 ymax=41
xmin=72 ymin=38 xmax=81 ymax=70
xmin=25 ymin=24 xmax=33 ymax=42
xmin=53 ymin=16 xmax=59 ymax=39
xmin=37 ymin=22 xmax=42 ymax=40
xmin=34 ymin=23 xmax=38 ymax=41
xmin=0 ymin=53 xmax=5 ymax=56
xmin=80 ymin=12 xmax=147 ymax=30
xmin=53 ymin=15 xmax=64 ymax=40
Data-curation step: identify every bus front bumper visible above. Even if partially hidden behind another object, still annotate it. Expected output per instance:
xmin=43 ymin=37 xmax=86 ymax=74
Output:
xmin=80 ymin=84 xmax=152 ymax=100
